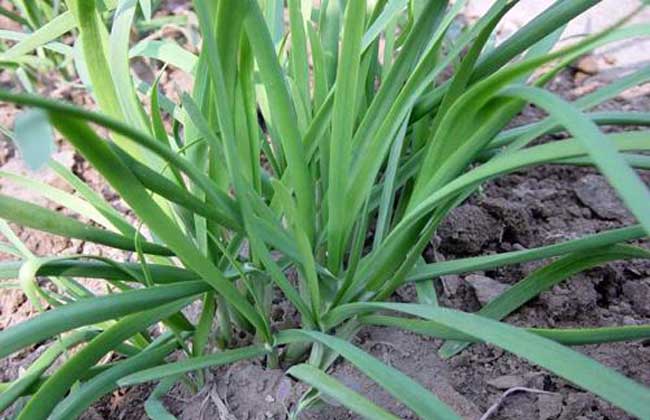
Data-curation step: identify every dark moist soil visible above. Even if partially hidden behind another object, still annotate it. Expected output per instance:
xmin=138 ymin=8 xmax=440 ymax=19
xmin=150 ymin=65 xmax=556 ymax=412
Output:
xmin=1 ymin=8 xmax=650 ymax=419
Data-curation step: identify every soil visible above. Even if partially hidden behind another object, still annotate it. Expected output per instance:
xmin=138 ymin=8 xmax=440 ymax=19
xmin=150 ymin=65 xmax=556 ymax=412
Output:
xmin=2 ymin=2 xmax=650 ymax=419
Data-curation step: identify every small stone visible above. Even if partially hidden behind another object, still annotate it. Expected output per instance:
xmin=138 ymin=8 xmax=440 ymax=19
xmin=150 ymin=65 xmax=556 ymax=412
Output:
xmin=487 ymin=374 xmax=526 ymax=390
xmin=275 ymin=378 xmax=293 ymax=402
xmin=441 ymin=274 xmax=461 ymax=296
xmin=574 ymin=55 xmax=599 ymax=75
xmin=574 ymin=174 xmax=631 ymax=221
xmin=538 ymin=393 xmax=563 ymax=420
xmin=465 ymin=274 xmax=509 ymax=306
xmin=264 ymin=395 xmax=275 ymax=403
xmin=514 ymin=185 xmax=557 ymax=201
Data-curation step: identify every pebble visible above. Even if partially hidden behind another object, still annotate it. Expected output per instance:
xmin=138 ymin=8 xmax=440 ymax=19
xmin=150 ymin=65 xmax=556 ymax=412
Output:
xmin=574 ymin=55 xmax=599 ymax=75
xmin=574 ymin=174 xmax=631 ymax=221
xmin=465 ymin=274 xmax=510 ymax=306
xmin=487 ymin=374 xmax=526 ymax=390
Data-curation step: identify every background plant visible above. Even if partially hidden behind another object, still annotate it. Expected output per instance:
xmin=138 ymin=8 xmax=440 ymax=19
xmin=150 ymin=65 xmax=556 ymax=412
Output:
xmin=0 ymin=0 xmax=187 ymax=95
xmin=1 ymin=0 xmax=650 ymax=418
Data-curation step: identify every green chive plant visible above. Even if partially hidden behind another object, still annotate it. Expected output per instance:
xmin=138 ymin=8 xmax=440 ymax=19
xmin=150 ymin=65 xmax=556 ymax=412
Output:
xmin=1 ymin=0 xmax=650 ymax=418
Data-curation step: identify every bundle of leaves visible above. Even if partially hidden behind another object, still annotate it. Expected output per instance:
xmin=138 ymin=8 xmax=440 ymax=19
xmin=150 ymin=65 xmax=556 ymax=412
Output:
xmin=1 ymin=0 xmax=650 ymax=418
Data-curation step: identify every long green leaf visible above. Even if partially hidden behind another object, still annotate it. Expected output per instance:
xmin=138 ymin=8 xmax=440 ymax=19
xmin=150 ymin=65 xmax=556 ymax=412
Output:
xmin=110 ymin=0 xmax=151 ymax=134
xmin=129 ymin=40 xmax=197 ymax=73
xmin=0 ymin=330 xmax=99 ymax=412
xmin=276 ymin=330 xmax=460 ymax=419
xmin=439 ymin=244 xmax=650 ymax=357
xmin=17 ymin=299 xmax=190 ymax=419
xmin=50 ymin=339 xmax=180 ymax=419
xmin=0 ymin=282 xmax=206 ymax=358
xmin=0 ymin=169 xmax=117 ymax=231
xmin=288 ymin=364 xmax=400 ymax=420
xmin=0 ymin=194 xmax=172 ymax=255
xmin=407 ymin=225 xmax=646 ymax=281
xmin=244 ymin=2 xmax=315 ymax=243
xmin=323 ymin=303 xmax=650 ymax=419
xmin=362 ymin=315 xmax=650 ymax=346
xmin=326 ymin=0 xmax=366 ymax=272
xmin=502 ymin=85 xmax=650 ymax=234
xmin=119 ymin=345 xmax=269 ymax=385
xmin=49 ymin=115 xmax=267 ymax=338
xmin=0 ymin=259 xmax=203 ymax=283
